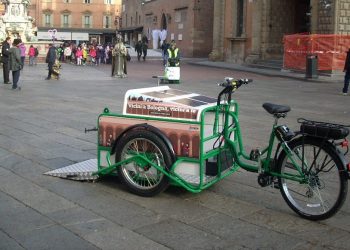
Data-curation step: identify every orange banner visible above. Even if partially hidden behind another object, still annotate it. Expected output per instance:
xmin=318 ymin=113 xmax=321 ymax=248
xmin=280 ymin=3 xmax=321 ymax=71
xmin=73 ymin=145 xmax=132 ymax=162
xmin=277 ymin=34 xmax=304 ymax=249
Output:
xmin=283 ymin=34 xmax=350 ymax=71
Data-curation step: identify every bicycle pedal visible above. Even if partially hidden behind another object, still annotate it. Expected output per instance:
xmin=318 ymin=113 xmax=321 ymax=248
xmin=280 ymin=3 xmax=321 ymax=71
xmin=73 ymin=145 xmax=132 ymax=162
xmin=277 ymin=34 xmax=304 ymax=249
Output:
xmin=250 ymin=148 xmax=260 ymax=161
xmin=272 ymin=180 xmax=280 ymax=189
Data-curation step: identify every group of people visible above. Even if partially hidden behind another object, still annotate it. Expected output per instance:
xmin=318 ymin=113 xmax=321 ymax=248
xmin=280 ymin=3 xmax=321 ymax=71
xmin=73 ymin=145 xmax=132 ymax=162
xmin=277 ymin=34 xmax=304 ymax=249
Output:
xmin=134 ymin=37 xmax=148 ymax=62
xmin=1 ymin=37 xmax=25 ymax=90
xmin=53 ymin=42 xmax=126 ymax=66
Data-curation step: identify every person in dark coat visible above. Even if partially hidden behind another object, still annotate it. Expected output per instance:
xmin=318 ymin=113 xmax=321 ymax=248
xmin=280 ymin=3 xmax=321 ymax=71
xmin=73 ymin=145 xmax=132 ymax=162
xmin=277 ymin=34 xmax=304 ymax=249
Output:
xmin=141 ymin=36 xmax=148 ymax=61
xmin=161 ymin=40 xmax=170 ymax=66
xmin=135 ymin=40 xmax=142 ymax=61
xmin=8 ymin=38 xmax=23 ymax=90
xmin=1 ymin=37 xmax=12 ymax=84
xmin=45 ymin=43 xmax=57 ymax=80
xmin=342 ymin=49 xmax=350 ymax=95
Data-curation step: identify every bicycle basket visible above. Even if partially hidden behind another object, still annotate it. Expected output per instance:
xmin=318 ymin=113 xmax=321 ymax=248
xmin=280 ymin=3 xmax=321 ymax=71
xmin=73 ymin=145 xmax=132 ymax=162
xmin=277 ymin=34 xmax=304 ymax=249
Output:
xmin=298 ymin=118 xmax=349 ymax=140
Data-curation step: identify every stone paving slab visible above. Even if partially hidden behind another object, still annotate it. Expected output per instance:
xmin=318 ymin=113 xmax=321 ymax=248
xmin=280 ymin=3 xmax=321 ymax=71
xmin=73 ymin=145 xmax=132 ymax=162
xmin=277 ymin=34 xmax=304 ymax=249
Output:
xmin=0 ymin=61 xmax=349 ymax=249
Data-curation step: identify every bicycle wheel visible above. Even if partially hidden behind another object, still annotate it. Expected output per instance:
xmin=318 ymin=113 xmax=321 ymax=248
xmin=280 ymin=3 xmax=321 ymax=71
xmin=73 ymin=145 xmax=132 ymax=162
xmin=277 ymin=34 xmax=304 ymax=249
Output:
xmin=277 ymin=137 xmax=348 ymax=220
xmin=116 ymin=129 xmax=172 ymax=197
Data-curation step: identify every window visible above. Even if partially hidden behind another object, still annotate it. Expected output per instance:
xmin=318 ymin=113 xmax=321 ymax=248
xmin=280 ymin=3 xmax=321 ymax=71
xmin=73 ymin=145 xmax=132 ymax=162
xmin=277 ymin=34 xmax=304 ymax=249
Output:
xmin=44 ymin=14 xmax=52 ymax=26
xmin=104 ymin=0 xmax=113 ymax=4
xmin=63 ymin=0 xmax=70 ymax=3
xmin=62 ymin=14 xmax=69 ymax=27
xmin=84 ymin=0 xmax=91 ymax=4
xmin=104 ymin=16 xmax=111 ymax=28
xmin=84 ymin=16 xmax=91 ymax=28
xmin=236 ymin=0 xmax=244 ymax=37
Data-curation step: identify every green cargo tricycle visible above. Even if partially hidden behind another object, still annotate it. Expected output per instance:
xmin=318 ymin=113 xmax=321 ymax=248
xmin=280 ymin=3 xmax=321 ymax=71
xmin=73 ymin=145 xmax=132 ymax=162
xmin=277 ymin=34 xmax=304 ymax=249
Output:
xmin=92 ymin=77 xmax=350 ymax=220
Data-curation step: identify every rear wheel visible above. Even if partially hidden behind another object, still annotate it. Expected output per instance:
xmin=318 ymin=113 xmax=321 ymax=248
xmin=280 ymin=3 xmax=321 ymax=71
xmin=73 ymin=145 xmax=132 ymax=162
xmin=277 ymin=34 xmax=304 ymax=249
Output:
xmin=116 ymin=130 xmax=172 ymax=197
xmin=277 ymin=137 xmax=348 ymax=220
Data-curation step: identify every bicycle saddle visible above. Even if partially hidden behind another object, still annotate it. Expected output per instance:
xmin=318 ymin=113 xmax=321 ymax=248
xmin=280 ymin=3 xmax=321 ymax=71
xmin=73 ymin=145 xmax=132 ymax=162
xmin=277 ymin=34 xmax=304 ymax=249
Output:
xmin=262 ymin=103 xmax=291 ymax=115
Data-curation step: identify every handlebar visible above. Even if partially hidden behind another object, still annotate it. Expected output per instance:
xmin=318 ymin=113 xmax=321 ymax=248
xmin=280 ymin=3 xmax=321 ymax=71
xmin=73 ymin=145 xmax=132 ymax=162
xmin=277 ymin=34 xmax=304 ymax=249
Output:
xmin=218 ymin=77 xmax=253 ymax=88
xmin=216 ymin=77 xmax=253 ymax=105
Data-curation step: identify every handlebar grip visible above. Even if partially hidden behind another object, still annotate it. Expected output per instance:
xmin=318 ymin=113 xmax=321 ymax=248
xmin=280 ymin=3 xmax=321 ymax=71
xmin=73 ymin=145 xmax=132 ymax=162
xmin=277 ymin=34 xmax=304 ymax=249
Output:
xmin=238 ymin=78 xmax=253 ymax=84
xmin=218 ymin=78 xmax=253 ymax=87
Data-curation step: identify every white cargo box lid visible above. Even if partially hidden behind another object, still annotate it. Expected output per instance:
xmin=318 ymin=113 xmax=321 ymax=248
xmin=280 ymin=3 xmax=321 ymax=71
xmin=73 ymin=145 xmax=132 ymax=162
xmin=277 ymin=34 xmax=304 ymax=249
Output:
xmin=123 ymin=86 xmax=217 ymax=121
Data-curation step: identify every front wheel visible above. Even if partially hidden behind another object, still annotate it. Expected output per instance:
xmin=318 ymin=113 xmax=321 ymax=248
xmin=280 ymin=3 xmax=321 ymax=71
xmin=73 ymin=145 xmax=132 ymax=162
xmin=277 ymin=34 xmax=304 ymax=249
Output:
xmin=115 ymin=129 xmax=172 ymax=197
xmin=277 ymin=137 xmax=348 ymax=220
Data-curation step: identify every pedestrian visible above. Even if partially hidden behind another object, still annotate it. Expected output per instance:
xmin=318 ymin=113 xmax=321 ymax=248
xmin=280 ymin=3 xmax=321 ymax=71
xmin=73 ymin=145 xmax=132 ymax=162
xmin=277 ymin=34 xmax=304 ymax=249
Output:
xmin=167 ymin=40 xmax=180 ymax=67
xmin=1 ymin=36 xmax=12 ymax=84
xmin=89 ymin=45 xmax=97 ymax=66
xmin=161 ymin=40 xmax=170 ymax=66
xmin=135 ymin=40 xmax=142 ymax=61
xmin=142 ymin=37 xmax=148 ymax=61
xmin=75 ymin=47 xmax=82 ymax=66
xmin=45 ymin=43 xmax=57 ymax=80
xmin=82 ymin=45 xmax=88 ymax=65
xmin=96 ymin=44 xmax=103 ymax=65
xmin=111 ymin=36 xmax=127 ymax=78
xmin=57 ymin=44 xmax=64 ymax=62
xmin=18 ymin=39 xmax=26 ymax=68
xmin=342 ymin=48 xmax=350 ymax=96
xmin=28 ymin=45 xmax=35 ymax=66
xmin=8 ymin=38 xmax=23 ymax=90
xmin=34 ymin=46 xmax=39 ymax=65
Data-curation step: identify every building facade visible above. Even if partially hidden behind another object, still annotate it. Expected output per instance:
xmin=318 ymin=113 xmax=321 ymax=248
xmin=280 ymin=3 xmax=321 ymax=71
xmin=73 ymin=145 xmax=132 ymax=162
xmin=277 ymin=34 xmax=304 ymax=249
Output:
xmin=210 ymin=0 xmax=350 ymax=63
xmin=28 ymin=0 xmax=122 ymax=44
xmin=120 ymin=0 xmax=214 ymax=57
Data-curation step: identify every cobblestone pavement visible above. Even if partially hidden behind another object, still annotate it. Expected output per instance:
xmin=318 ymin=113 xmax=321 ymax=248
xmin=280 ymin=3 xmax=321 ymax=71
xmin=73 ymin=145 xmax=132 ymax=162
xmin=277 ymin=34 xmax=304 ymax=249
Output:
xmin=0 ymin=59 xmax=350 ymax=249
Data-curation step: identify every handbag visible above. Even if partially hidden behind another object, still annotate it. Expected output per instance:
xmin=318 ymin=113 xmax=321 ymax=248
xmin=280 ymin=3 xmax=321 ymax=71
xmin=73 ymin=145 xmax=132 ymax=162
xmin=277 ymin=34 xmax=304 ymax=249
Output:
xmin=126 ymin=52 xmax=131 ymax=61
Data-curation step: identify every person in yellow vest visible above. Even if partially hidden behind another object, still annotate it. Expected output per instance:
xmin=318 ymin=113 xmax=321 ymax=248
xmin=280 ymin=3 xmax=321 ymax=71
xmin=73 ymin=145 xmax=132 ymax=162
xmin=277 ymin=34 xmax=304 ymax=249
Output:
xmin=167 ymin=40 xmax=180 ymax=67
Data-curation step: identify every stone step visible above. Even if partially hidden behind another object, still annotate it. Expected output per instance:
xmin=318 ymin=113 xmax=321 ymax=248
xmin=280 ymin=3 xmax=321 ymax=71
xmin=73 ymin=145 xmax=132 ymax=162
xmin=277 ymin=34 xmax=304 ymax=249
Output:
xmin=245 ymin=59 xmax=283 ymax=71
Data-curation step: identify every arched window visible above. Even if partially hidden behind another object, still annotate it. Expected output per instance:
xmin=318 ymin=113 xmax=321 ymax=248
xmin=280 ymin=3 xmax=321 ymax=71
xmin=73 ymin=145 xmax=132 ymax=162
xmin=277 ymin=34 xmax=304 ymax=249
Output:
xmin=236 ymin=0 xmax=244 ymax=37
xmin=161 ymin=13 xmax=167 ymax=30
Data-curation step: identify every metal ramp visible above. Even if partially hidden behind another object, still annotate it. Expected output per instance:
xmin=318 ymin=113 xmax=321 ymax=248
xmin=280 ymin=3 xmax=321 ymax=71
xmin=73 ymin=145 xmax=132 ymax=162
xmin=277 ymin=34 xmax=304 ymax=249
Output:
xmin=44 ymin=159 xmax=98 ymax=181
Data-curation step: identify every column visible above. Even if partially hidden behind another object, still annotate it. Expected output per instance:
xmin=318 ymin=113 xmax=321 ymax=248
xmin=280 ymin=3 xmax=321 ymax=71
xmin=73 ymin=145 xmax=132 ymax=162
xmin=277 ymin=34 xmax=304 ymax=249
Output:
xmin=209 ymin=0 xmax=225 ymax=61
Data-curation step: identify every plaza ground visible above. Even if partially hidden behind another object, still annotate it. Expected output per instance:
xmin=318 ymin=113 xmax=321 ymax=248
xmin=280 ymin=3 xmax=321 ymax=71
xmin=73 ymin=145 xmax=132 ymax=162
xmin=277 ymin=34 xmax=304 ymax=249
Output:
xmin=0 ymin=59 xmax=350 ymax=249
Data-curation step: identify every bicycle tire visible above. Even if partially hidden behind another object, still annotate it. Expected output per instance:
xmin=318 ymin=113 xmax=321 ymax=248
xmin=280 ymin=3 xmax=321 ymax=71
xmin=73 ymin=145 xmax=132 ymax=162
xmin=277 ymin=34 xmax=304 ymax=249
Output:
xmin=115 ymin=129 xmax=172 ymax=197
xmin=277 ymin=136 xmax=348 ymax=220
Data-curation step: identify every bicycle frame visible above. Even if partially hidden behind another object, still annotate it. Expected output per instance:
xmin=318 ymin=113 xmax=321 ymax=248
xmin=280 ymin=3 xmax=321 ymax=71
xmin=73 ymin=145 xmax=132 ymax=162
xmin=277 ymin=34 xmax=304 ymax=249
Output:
xmin=202 ymin=100 xmax=306 ymax=183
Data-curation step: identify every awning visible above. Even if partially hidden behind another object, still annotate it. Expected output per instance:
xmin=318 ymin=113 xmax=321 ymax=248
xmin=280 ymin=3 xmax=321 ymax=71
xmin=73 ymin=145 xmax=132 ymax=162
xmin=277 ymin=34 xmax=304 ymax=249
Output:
xmin=117 ymin=26 xmax=143 ymax=33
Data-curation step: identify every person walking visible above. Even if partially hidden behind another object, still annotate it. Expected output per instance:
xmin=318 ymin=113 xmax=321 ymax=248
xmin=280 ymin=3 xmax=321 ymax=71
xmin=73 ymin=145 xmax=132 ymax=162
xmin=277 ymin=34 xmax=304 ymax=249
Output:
xmin=28 ymin=45 xmax=35 ymax=66
xmin=1 ymin=37 xmax=11 ymax=84
xmin=161 ymin=40 xmax=170 ymax=66
xmin=45 ymin=43 xmax=57 ymax=80
xmin=34 ymin=46 xmax=39 ymax=65
xmin=141 ymin=36 xmax=148 ymax=61
xmin=8 ymin=38 xmax=23 ymax=90
xmin=135 ymin=40 xmax=142 ymax=61
xmin=342 ymin=49 xmax=350 ymax=96
xmin=18 ymin=40 xmax=26 ymax=68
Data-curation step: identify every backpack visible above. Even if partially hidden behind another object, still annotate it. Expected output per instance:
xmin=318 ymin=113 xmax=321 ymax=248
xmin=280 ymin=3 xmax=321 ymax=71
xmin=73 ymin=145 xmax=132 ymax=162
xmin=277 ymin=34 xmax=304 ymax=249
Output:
xmin=34 ymin=47 xmax=39 ymax=56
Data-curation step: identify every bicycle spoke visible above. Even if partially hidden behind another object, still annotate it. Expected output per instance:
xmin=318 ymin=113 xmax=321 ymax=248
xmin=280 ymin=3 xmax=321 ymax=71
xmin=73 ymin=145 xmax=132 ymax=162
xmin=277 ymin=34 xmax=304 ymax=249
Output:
xmin=278 ymin=137 xmax=346 ymax=220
